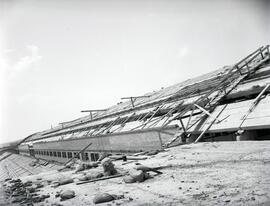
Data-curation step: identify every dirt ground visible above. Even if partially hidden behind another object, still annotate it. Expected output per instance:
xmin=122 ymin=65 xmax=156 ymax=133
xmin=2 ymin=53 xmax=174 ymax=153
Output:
xmin=2 ymin=141 xmax=270 ymax=206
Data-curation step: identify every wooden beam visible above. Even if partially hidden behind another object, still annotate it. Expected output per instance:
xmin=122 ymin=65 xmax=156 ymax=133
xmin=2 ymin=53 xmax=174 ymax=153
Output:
xmin=194 ymin=103 xmax=221 ymax=123
xmin=179 ymin=118 xmax=186 ymax=133
xmin=62 ymin=142 xmax=92 ymax=166
xmin=76 ymin=174 xmax=124 ymax=185
xmin=121 ymin=95 xmax=150 ymax=108
xmin=239 ymin=83 xmax=270 ymax=129
xmin=194 ymin=104 xmax=228 ymax=143
xmin=81 ymin=110 xmax=107 ymax=120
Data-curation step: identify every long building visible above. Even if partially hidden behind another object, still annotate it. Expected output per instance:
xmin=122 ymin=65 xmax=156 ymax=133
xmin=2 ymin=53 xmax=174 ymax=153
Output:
xmin=17 ymin=45 xmax=270 ymax=163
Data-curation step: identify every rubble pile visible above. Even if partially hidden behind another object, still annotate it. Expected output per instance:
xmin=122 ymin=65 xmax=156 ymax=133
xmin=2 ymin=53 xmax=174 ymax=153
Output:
xmin=3 ymin=178 xmax=50 ymax=205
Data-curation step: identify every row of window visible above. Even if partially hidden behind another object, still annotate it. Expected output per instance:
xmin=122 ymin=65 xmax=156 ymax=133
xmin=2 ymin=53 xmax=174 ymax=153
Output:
xmin=35 ymin=150 xmax=99 ymax=161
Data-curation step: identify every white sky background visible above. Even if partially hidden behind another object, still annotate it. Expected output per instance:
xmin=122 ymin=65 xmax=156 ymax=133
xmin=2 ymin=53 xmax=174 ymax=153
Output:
xmin=0 ymin=0 xmax=269 ymax=144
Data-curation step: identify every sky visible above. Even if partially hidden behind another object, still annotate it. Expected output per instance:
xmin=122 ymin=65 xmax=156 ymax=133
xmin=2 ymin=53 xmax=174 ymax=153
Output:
xmin=0 ymin=0 xmax=269 ymax=144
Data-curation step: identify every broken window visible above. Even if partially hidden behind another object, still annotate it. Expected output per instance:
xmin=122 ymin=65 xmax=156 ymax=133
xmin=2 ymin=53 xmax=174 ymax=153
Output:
xmin=84 ymin=152 xmax=89 ymax=161
xmin=90 ymin=153 xmax=95 ymax=161
xmin=90 ymin=153 xmax=99 ymax=161
xmin=57 ymin=152 xmax=62 ymax=157
xmin=94 ymin=153 xmax=99 ymax=161
xmin=62 ymin=151 xmax=67 ymax=158
xmin=67 ymin=152 xmax=72 ymax=158
xmin=73 ymin=152 xmax=77 ymax=158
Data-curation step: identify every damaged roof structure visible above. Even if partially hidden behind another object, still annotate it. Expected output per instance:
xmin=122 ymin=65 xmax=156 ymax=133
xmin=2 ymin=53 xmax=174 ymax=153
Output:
xmin=14 ymin=45 xmax=270 ymax=158
xmin=1 ymin=45 xmax=270 ymax=206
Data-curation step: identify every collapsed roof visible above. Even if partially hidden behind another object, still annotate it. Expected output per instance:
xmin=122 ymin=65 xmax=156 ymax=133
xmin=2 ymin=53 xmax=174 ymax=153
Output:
xmin=22 ymin=45 xmax=270 ymax=145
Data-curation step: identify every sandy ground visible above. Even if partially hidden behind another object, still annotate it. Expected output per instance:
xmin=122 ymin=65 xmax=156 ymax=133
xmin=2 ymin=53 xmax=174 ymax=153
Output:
xmin=2 ymin=141 xmax=270 ymax=206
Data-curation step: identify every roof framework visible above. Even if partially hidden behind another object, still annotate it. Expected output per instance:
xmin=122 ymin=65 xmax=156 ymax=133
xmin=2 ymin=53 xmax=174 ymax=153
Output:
xmin=19 ymin=45 xmax=270 ymax=146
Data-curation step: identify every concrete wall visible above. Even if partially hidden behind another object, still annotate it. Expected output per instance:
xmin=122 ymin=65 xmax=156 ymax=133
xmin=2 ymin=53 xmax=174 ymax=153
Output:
xmin=18 ymin=144 xmax=31 ymax=156
xmin=33 ymin=127 xmax=178 ymax=153
xmin=34 ymin=151 xmax=99 ymax=163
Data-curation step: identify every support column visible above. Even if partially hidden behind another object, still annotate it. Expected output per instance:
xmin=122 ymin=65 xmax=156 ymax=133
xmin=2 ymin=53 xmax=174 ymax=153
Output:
xmin=235 ymin=130 xmax=256 ymax=141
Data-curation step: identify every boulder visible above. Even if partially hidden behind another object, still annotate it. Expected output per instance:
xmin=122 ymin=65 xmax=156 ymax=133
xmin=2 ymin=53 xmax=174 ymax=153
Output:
xmin=60 ymin=190 xmax=75 ymax=201
xmin=58 ymin=178 xmax=74 ymax=185
xmin=123 ymin=169 xmax=149 ymax=183
xmin=123 ymin=176 xmax=136 ymax=184
xmin=78 ymin=175 xmax=88 ymax=181
xmin=93 ymin=193 xmax=115 ymax=204
xmin=75 ymin=164 xmax=85 ymax=173
xmin=85 ymin=162 xmax=98 ymax=169
xmin=85 ymin=172 xmax=104 ymax=180
xmin=101 ymin=158 xmax=117 ymax=176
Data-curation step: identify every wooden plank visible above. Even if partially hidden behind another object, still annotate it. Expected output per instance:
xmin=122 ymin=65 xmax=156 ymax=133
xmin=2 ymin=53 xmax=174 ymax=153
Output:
xmin=76 ymin=174 xmax=124 ymax=185
xmin=194 ymin=104 xmax=228 ymax=143
xmin=239 ymin=83 xmax=270 ymax=129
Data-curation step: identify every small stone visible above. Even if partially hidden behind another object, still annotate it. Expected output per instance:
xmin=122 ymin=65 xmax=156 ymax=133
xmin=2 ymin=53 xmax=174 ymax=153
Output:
xmin=251 ymin=197 xmax=255 ymax=201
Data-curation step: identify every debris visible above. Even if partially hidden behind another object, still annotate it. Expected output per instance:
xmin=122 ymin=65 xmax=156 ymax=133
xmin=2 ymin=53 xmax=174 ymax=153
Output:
xmin=97 ymin=152 xmax=109 ymax=162
xmin=76 ymin=174 xmax=124 ymax=185
xmin=60 ymin=190 xmax=75 ymax=201
xmin=78 ymin=175 xmax=88 ymax=181
xmin=110 ymin=155 xmax=148 ymax=161
xmin=123 ymin=168 xmax=150 ymax=183
xmin=85 ymin=172 xmax=104 ymax=180
xmin=134 ymin=164 xmax=163 ymax=174
xmin=93 ymin=193 xmax=115 ymax=204
xmin=101 ymin=158 xmax=117 ymax=176
xmin=58 ymin=178 xmax=74 ymax=185
xmin=29 ymin=162 xmax=36 ymax=167
xmin=75 ymin=162 xmax=99 ymax=173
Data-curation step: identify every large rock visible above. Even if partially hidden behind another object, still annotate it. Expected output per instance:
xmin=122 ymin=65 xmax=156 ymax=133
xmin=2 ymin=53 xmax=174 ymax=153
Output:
xmin=85 ymin=172 xmax=104 ymax=180
xmin=85 ymin=162 xmax=98 ymax=169
xmin=101 ymin=158 xmax=117 ymax=176
xmin=93 ymin=193 xmax=115 ymax=204
xmin=59 ymin=178 xmax=74 ymax=185
xmin=78 ymin=175 xmax=88 ymax=181
xmin=123 ymin=176 xmax=136 ymax=184
xmin=60 ymin=190 xmax=75 ymax=201
xmin=123 ymin=169 xmax=150 ymax=183
xmin=75 ymin=164 xmax=85 ymax=173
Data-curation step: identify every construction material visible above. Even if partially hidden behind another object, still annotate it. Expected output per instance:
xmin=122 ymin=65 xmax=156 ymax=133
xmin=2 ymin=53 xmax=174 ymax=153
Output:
xmin=239 ymin=83 xmax=270 ymax=129
xmin=102 ymin=158 xmax=117 ymax=176
xmin=81 ymin=110 xmax=107 ymax=120
xmin=76 ymin=174 xmax=124 ymax=185
xmin=110 ymin=155 xmax=148 ymax=161
xmin=194 ymin=104 xmax=228 ymax=143
xmin=163 ymin=45 xmax=270 ymax=145
xmin=121 ymin=96 xmax=150 ymax=108
xmin=134 ymin=164 xmax=163 ymax=174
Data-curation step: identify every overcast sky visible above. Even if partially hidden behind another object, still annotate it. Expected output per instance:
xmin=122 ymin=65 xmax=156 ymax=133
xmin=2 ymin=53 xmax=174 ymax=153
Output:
xmin=0 ymin=0 xmax=269 ymax=144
